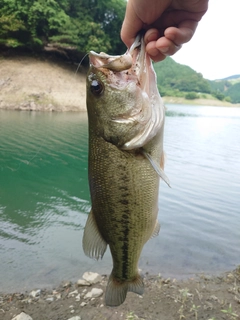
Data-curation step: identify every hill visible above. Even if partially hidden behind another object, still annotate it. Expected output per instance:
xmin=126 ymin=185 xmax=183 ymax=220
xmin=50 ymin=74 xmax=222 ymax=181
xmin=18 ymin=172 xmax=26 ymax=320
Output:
xmin=154 ymin=57 xmax=211 ymax=95
xmin=208 ymin=75 xmax=240 ymax=103
xmin=154 ymin=57 xmax=239 ymax=104
xmin=225 ymin=82 xmax=240 ymax=103
xmin=222 ymin=74 xmax=240 ymax=81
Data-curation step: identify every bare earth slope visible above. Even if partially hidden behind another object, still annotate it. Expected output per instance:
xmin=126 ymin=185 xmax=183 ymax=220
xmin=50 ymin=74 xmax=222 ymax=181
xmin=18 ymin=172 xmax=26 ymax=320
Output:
xmin=0 ymin=55 xmax=86 ymax=111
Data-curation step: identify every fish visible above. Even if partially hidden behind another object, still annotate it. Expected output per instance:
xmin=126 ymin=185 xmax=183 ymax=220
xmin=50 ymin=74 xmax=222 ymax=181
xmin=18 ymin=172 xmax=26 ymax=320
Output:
xmin=82 ymin=34 xmax=169 ymax=307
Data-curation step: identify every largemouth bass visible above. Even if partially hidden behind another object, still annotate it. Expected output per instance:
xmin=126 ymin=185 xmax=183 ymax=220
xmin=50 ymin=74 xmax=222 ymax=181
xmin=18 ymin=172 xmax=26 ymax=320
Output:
xmin=83 ymin=35 xmax=169 ymax=307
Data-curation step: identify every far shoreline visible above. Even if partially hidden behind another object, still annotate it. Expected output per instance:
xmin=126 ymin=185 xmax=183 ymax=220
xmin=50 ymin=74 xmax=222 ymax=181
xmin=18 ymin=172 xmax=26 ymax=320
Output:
xmin=1 ymin=55 xmax=239 ymax=112
xmin=163 ymin=96 xmax=240 ymax=108
xmin=1 ymin=97 xmax=239 ymax=113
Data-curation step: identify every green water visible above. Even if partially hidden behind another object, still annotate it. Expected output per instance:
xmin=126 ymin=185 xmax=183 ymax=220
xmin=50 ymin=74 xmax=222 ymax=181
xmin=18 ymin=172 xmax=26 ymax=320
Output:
xmin=0 ymin=110 xmax=89 ymax=221
xmin=0 ymin=111 xmax=97 ymax=292
xmin=1 ymin=106 xmax=240 ymax=293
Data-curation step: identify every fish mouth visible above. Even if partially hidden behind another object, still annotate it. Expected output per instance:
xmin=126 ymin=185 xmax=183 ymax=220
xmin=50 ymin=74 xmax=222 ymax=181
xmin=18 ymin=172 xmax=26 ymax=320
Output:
xmin=89 ymin=35 xmax=144 ymax=86
xmin=89 ymin=35 xmax=164 ymax=150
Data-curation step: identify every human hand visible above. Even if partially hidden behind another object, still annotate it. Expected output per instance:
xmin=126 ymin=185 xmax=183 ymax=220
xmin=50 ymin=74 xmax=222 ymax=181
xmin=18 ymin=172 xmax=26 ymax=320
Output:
xmin=121 ymin=0 xmax=208 ymax=61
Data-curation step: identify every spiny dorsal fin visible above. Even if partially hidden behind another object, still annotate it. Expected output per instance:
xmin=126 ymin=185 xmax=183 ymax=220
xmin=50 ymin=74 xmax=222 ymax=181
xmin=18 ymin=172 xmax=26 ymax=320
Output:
xmin=141 ymin=150 xmax=171 ymax=187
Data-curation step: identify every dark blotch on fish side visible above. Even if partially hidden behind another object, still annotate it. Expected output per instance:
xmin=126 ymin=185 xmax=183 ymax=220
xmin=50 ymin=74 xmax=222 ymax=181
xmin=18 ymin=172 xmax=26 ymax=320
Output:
xmin=119 ymin=199 xmax=129 ymax=205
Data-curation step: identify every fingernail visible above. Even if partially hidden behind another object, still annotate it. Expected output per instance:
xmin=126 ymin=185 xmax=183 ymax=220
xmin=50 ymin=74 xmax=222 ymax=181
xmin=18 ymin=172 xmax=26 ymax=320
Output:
xmin=159 ymin=47 xmax=169 ymax=53
xmin=147 ymin=48 xmax=159 ymax=57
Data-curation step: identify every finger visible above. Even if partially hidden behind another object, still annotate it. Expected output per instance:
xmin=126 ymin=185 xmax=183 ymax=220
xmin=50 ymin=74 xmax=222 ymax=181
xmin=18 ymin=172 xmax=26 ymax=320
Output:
xmin=146 ymin=44 xmax=167 ymax=62
xmin=144 ymin=28 xmax=161 ymax=44
xmin=164 ymin=20 xmax=199 ymax=45
xmin=121 ymin=2 xmax=144 ymax=48
xmin=146 ymin=37 xmax=181 ymax=61
xmin=121 ymin=19 xmax=140 ymax=48
xmin=151 ymin=10 xmax=205 ymax=31
xmin=145 ymin=19 xmax=198 ymax=62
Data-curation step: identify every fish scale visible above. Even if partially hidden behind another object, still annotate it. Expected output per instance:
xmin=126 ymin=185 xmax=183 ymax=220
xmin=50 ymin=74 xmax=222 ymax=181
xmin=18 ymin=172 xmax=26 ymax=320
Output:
xmin=91 ymin=138 xmax=157 ymax=269
xmin=83 ymin=35 xmax=167 ymax=306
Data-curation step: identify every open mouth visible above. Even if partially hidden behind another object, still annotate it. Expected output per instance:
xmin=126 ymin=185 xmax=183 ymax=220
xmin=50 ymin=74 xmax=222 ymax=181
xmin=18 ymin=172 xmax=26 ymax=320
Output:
xmin=88 ymin=35 xmax=145 ymax=88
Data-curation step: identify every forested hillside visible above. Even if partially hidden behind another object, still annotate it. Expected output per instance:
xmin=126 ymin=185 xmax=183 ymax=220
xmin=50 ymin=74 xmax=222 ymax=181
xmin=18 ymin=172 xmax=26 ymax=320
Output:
xmin=154 ymin=57 xmax=211 ymax=95
xmin=1 ymin=0 xmax=239 ymax=103
xmin=0 ymin=0 xmax=126 ymax=58
xmin=154 ymin=57 xmax=239 ymax=103
xmin=208 ymin=75 xmax=240 ymax=103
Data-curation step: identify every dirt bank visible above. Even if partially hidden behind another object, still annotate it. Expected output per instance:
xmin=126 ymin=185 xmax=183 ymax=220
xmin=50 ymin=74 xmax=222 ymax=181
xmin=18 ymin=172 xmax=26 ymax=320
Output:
xmin=1 ymin=55 xmax=239 ymax=113
xmin=0 ymin=55 xmax=86 ymax=111
xmin=0 ymin=267 xmax=240 ymax=320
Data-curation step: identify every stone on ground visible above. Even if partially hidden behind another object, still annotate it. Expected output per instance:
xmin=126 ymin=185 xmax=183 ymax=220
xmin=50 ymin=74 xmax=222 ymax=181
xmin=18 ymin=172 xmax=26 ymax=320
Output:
xmin=82 ymin=272 xmax=101 ymax=284
xmin=12 ymin=312 xmax=33 ymax=320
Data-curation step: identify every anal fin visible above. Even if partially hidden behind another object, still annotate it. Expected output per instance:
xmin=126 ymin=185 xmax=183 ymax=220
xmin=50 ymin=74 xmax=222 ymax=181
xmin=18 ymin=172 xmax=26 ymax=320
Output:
xmin=82 ymin=209 xmax=107 ymax=260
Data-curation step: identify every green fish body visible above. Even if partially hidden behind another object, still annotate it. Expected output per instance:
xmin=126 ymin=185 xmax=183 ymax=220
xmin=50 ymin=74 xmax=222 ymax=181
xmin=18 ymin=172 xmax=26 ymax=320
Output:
xmin=83 ymin=36 xmax=167 ymax=306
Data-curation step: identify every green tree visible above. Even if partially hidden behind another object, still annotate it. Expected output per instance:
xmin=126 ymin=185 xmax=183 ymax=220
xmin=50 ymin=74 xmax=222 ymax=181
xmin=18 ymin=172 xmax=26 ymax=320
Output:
xmin=0 ymin=0 xmax=71 ymax=48
xmin=212 ymin=90 xmax=225 ymax=101
xmin=0 ymin=0 xmax=126 ymax=56
xmin=226 ymin=82 xmax=240 ymax=103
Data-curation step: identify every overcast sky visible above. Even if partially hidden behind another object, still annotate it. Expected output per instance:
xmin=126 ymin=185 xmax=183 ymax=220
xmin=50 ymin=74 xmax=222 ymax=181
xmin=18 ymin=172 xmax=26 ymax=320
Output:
xmin=172 ymin=0 xmax=240 ymax=80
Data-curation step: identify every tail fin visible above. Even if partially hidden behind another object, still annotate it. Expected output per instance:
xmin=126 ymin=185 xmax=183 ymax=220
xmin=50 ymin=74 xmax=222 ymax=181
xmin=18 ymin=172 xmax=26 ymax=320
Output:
xmin=105 ymin=273 xmax=144 ymax=307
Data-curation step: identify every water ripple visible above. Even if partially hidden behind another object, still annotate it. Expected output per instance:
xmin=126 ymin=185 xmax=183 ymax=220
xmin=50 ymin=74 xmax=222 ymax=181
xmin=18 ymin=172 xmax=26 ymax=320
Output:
xmin=0 ymin=107 xmax=240 ymax=292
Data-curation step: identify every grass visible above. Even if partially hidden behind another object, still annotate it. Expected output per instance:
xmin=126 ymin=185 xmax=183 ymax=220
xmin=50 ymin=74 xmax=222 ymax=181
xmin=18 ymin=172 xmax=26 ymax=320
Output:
xmin=221 ymin=304 xmax=239 ymax=319
xmin=126 ymin=311 xmax=139 ymax=320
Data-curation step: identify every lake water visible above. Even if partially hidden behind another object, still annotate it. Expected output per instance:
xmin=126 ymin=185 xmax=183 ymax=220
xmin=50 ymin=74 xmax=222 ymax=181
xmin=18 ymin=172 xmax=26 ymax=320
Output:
xmin=0 ymin=105 xmax=240 ymax=293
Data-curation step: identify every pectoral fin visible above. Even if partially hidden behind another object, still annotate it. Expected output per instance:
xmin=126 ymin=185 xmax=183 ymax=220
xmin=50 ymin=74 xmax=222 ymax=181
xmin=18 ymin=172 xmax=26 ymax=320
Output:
xmin=82 ymin=209 xmax=107 ymax=260
xmin=141 ymin=150 xmax=171 ymax=187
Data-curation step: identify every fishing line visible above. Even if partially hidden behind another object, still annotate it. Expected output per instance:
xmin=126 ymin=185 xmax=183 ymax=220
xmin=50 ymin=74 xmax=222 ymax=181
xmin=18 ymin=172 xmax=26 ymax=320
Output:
xmin=26 ymin=138 xmax=45 ymax=165
xmin=75 ymin=53 xmax=89 ymax=75
xmin=8 ymin=138 xmax=45 ymax=172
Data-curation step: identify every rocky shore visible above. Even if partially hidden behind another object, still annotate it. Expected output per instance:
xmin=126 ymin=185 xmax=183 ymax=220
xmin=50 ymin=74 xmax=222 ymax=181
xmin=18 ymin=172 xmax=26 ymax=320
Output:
xmin=1 ymin=268 xmax=240 ymax=320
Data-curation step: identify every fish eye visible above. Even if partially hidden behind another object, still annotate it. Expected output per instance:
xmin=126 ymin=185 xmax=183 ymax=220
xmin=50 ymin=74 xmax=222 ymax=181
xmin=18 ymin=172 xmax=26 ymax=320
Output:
xmin=90 ymin=79 xmax=104 ymax=95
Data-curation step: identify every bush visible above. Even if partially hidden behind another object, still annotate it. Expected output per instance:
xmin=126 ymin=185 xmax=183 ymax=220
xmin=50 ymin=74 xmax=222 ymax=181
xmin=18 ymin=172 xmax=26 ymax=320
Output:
xmin=224 ymin=96 xmax=232 ymax=103
xmin=185 ymin=92 xmax=198 ymax=100
xmin=213 ymin=91 xmax=225 ymax=101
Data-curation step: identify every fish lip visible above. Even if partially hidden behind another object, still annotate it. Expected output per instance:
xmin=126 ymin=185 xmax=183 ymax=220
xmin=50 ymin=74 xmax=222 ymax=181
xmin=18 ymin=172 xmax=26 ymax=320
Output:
xmin=89 ymin=51 xmax=133 ymax=72
xmin=88 ymin=34 xmax=143 ymax=76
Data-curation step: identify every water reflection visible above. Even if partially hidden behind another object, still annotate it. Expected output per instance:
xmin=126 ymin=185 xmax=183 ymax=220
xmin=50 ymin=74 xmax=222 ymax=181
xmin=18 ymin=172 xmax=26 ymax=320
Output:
xmin=0 ymin=106 xmax=240 ymax=292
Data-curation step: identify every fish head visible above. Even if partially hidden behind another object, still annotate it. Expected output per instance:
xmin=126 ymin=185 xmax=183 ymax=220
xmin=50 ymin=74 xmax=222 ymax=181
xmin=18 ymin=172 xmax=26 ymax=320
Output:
xmin=86 ymin=35 xmax=164 ymax=150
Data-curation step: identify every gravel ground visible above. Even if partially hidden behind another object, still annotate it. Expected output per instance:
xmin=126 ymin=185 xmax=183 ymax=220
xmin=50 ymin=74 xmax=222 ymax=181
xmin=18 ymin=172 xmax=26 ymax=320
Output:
xmin=1 ymin=267 xmax=240 ymax=320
